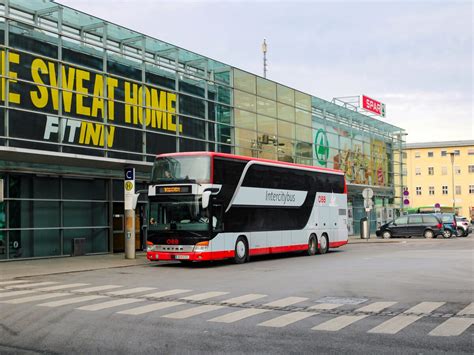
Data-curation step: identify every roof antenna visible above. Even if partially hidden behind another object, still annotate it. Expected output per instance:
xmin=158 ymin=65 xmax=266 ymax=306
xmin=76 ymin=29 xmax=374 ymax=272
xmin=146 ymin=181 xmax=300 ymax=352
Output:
xmin=262 ymin=39 xmax=268 ymax=78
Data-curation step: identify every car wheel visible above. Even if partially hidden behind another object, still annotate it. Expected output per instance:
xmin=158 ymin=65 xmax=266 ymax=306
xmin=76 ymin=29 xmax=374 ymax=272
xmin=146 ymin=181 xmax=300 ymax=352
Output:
xmin=424 ymin=230 xmax=434 ymax=239
xmin=306 ymin=235 xmax=317 ymax=256
xmin=317 ymin=234 xmax=329 ymax=254
xmin=234 ymin=236 xmax=249 ymax=264
xmin=442 ymin=229 xmax=452 ymax=239
xmin=456 ymin=228 xmax=465 ymax=237
xmin=382 ymin=231 xmax=392 ymax=239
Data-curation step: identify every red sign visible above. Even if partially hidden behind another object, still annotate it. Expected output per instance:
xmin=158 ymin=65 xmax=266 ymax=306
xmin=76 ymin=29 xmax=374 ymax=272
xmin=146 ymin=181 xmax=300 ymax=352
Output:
xmin=360 ymin=95 xmax=385 ymax=117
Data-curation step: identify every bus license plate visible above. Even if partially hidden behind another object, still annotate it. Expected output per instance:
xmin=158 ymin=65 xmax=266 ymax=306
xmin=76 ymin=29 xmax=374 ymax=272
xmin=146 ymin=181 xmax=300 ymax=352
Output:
xmin=175 ymin=255 xmax=189 ymax=260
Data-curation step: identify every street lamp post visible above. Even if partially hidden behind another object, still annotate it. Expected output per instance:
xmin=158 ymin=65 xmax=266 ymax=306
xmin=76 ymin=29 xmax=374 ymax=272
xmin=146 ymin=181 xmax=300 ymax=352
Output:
xmin=448 ymin=152 xmax=455 ymax=214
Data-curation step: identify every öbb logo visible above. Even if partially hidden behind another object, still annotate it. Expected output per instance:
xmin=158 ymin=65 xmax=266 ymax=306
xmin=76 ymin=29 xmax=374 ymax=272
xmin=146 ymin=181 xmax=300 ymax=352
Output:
xmin=318 ymin=195 xmax=326 ymax=204
xmin=166 ymin=239 xmax=179 ymax=245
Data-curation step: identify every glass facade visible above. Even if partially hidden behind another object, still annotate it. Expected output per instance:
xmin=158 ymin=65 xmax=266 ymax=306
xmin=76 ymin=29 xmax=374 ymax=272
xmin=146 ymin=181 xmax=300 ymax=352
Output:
xmin=0 ymin=0 xmax=405 ymax=259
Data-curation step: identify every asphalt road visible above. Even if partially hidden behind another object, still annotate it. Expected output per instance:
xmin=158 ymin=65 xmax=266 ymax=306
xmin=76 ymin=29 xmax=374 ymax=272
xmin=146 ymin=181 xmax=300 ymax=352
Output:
xmin=0 ymin=237 xmax=473 ymax=354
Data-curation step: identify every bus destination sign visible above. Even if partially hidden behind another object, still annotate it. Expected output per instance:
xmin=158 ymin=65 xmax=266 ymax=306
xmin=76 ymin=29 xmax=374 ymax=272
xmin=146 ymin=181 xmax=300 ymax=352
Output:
xmin=157 ymin=186 xmax=192 ymax=194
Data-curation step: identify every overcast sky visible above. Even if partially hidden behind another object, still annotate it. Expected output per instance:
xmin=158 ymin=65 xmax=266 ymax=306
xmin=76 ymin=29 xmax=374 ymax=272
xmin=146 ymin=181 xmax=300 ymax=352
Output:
xmin=58 ymin=0 xmax=473 ymax=143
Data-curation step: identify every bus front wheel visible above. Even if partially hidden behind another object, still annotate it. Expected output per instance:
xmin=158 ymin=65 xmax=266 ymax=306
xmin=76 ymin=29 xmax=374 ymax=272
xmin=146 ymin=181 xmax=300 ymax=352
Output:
xmin=234 ymin=236 xmax=249 ymax=264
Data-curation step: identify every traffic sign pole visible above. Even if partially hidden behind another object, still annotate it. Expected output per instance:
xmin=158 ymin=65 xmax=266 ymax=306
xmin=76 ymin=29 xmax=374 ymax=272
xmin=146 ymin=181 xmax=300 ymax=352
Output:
xmin=124 ymin=168 xmax=136 ymax=259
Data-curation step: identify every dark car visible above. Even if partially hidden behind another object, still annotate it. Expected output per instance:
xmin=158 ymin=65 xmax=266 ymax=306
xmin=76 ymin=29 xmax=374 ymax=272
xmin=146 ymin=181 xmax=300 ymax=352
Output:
xmin=376 ymin=213 xmax=443 ymax=239
xmin=434 ymin=213 xmax=457 ymax=239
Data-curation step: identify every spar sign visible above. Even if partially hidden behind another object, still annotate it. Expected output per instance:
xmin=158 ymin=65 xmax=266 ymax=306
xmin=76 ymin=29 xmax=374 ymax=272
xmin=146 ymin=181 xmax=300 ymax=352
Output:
xmin=360 ymin=95 xmax=386 ymax=117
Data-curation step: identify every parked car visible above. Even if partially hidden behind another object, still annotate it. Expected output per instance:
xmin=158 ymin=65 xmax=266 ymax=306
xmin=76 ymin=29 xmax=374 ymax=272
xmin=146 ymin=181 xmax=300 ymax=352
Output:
xmin=376 ymin=213 xmax=443 ymax=239
xmin=434 ymin=213 xmax=457 ymax=239
xmin=455 ymin=216 xmax=472 ymax=237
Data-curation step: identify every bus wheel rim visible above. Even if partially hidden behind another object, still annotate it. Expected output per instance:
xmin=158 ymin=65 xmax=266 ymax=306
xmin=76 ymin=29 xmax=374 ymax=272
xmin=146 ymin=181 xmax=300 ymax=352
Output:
xmin=321 ymin=236 xmax=327 ymax=250
xmin=236 ymin=241 xmax=246 ymax=258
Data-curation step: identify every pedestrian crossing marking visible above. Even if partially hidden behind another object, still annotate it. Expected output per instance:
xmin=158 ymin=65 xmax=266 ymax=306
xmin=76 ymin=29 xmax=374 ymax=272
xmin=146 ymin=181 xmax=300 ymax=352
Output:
xmin=368 ymin=302 xmax=445 ymax=334
xmin=457 ymin=302 xmax=474 ymax=316
xmin=72 ymin=285 xmax=122 ymax=293
xmin=0 ymin=292 xmax=68 ymax=304
xmin=209 ymin=308 xmax=269 ymax=323
xmin=6 ymin=281 xmax=58 ymax=289
xmin=355 ymin=302 xmax=398 ymax=313
xmin=308 ymin=303 xmax=342 ymax=311
xmin=38 ymin=295 xmax=108 ymax=307
xmin=0 ymin=290 xmax=37 ymax=299
xmin=37 ymin=283 xmax=89 ymax=291
xmin=106 ymin=287 xmax=157 ymax=296
xmin=117 ymin=301 xmax=184 ymax=316
xmin=259 ymin=311 xmax=315 ymax=328
xmin=429 ymin=317 xmax=474 ymax=337
xmin=0 ymin=280 xmax=31 ymax=286
xmin=145 ymin=289 xmax=191 ymax=298
xmin=162 ymin=305 xmax=225 ymax=319
xmin=180 ymin=291 xmax=229 ymax=301
xmin=264 ymin=297 xmax=308 ymax=308
xmin=313 ymin=314 xmax=368 ymax=331
xmin=222 ymin=294 xmax=267 ymax=305
xmin=77 ymin=298 xmax=144 ymax=311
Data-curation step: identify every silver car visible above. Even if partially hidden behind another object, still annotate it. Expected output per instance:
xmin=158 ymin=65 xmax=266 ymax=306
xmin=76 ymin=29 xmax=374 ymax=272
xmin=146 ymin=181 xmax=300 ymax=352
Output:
xmin=455 ymin=217 xmax=472 ymax=237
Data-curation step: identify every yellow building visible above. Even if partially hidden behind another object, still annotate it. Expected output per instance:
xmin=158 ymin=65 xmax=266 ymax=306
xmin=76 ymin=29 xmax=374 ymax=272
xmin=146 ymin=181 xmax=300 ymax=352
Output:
xmin=404 ymin=140 xmax=474 ymax=219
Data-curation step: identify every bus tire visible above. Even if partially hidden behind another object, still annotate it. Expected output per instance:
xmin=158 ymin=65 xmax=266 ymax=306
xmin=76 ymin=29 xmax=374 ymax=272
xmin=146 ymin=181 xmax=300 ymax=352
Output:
xmin=234 ymin=236 xmax=248 ymax=264
xmin=317 ymin=234 xmax=329 ymax=255
xmin=306 ymin=234 xmax=317 ymax=256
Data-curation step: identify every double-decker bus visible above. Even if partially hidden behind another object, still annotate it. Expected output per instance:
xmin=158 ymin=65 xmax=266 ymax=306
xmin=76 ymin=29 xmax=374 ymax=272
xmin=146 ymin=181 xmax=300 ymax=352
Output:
xmin=146 ymin=152 xmax=348 ymax=263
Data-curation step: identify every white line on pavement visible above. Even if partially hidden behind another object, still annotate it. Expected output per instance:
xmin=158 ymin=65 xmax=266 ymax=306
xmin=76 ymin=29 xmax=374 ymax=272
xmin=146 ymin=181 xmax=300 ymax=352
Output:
xmin=180 ymin=291 xmax=229 ymax=301
xmin=38 ymin=295 xmax=108 ymax=307
xmin=263 ymin=297 xmax=308 ymax=308
xmin=0 ymin=290 xmax=37 ymax=299
xmin=162 ymin=305 xmax=225 ymax=319
xmin=145 ymin=289 xmax=192 ymax=298
xmin=259 ymin=311 xmax=315 ymax=328
xmin=37 ymin=283 xmax=89 ymax=291
xmin=209 ymin=308 xmax=269 ymax=323
xmin=0 ymin=292 xmax=68 ymax=304
xmin=117 ymin=301 xmax=184 ymax=316
xmin=221 ymin=294 xmax=267 ymax=305
xmin=106 ymin=287 xmax=157 ymax=296
xmin=72 ymin=285 xmax=122 ymax=293
xmin=77 ymin=298 xmax=144 ymax=311
xmin=6 ymin=282 xmax=58 ymax=289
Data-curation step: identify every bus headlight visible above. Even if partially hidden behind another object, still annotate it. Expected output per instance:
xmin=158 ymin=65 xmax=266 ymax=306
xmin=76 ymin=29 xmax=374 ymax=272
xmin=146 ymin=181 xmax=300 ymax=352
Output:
xmin=147 ymin=244 xmax=156 ymax=252
xmin=193 ymin=241 xmax=209 ymax=252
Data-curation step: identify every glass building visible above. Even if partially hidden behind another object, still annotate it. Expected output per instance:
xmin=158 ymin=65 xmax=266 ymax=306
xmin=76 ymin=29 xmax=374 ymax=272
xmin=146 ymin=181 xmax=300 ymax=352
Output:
xmin=0 ymin=0 xmax=406 ymax=260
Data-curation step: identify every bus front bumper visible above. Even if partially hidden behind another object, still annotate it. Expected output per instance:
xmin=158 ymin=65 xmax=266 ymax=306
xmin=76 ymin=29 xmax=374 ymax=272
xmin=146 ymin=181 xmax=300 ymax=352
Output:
xmin=147 ymin=250 xmax=234 ymax=262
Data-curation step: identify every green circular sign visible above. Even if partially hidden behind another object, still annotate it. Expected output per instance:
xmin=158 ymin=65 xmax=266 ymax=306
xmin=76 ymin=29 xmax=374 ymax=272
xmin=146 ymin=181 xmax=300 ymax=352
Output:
xmin=314 ymin=128 xmax=329 ymax=166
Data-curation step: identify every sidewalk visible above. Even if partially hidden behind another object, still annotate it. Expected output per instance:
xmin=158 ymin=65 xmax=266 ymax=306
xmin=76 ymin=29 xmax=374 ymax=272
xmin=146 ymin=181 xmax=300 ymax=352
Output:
xmin=348 ymin=234 xmax=401 ymax=244
xmin=0 ymin=252 xmax=148 ymax=281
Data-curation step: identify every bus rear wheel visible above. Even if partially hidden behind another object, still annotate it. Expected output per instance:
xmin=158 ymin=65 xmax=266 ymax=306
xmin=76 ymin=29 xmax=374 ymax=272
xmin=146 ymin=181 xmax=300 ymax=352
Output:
xmin=317 ymin=234 xmax=329 ymax=255
xmin=306 ymin=235 xmax=317 ymax=256
xmin=234 ymin=236 xmax=248 ymax=264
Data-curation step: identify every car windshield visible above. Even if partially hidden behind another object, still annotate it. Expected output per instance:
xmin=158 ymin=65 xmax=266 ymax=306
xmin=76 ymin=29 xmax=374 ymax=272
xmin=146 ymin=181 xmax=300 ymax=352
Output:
xmin=440 ymin=215 xmax=453 ymax=222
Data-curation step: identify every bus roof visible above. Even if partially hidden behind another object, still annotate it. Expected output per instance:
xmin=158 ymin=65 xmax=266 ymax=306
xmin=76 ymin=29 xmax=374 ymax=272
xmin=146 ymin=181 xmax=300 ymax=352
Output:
xmin=155 ymin=151 xmax=344 ymax=176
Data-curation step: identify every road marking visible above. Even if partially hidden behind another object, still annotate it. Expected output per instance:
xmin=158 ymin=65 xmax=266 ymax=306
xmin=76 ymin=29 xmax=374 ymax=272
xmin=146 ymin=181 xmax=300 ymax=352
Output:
xmin=72 ymin=285 xmax=122 ymax=293
xmin=145 ymin=289 xmax=192 ymax=298
xmin=457 ymin=303 xmax=474 ymax=316
xmin=221 ymin=294 xmax=267 ymax=305
xmin=180 ymin=291 xmax=229 ymax=301
xmin=259 ymin=311 xmax=315 ymax=328
xmin=77 ymin=298 xmax=144 ymax=311
xmin=308 ymin=303 xmax=342 ymax=311
xmin=209 ymin=308 xmax=269 ymax=323
xmin=0 ymin=292 xmax=68 ymax=304
xmin=6 ymin=282 xmax=58 ymax=289
xmin=429 ymin=317 xmax=474 ymax=337
xmin=368 ymin=302 xmax=445 ymax=334
xmin=162 ymin=305 xmax=225 ymax=319
xmin=355 ymin=302 xmax=398 ymax=313
xmin=313 ymin=302 xmax=395 ymax=331
xmin=106 ymin=287 xmax=157 ymax=296
xmin=264 ymin=297 xmax=308 ymax=308
xmin=0 ymin=290 xmax=37 ymax=299
xmin=37 ymin=283 xmax=89 ymax=291
xmin=118 ymin=301 xmax=184 ymax=315
xmin=313 ymin=314 xmax=368 ymax=331
xmin=38 ymin=295 xmax=108 ymax=307
xmin=0 ymin=280 xmax=31 ymax=286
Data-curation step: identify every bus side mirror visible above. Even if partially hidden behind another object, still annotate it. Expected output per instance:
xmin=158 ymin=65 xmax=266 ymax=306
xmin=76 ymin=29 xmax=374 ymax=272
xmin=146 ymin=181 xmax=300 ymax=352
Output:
xmin=202 ymin=191 xmax=211 ymax=209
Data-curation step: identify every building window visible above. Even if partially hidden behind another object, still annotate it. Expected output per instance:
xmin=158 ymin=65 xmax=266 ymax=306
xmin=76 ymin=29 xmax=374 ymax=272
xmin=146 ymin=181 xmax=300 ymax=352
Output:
xmin=415 ymin=167 xmax=421 ymax=176
xmin=415 ymin=152 xmax=420 ymax=158
xmin=429 ymin=186 xmax=435 ymax=195
xmin=469 ymin=165 xmax=474 ymax=173
xmin=402 ymin=152 xmax=407 ymax=159
xmin=468 ymin=149 xmax=474 ymax=156
xmin=441 ymin=166 xmax=447 ymax=175
xmin=416 ymin=186 xmax=422 ymax=195
xmin=402 ymin=167 xmax=407 ymax=176
xmin=441 ymin=150 xmax=447 ymax=157
xmin=427 ymin=151 xmax=433 ymax=157
xmin=455 ymin=186 xmax=461 ymax=195
xmin=470 ymin=185 xmax=474 ymax=194
xmin=428 ymin=167 xmax=434 ymax=175
xmin=454 ymin=150 xmax=460 ymax=156
xmin=442 ymin=185 xmax=448 ymax=195
xmin=455 ymin=166 xmax=461 ymax=175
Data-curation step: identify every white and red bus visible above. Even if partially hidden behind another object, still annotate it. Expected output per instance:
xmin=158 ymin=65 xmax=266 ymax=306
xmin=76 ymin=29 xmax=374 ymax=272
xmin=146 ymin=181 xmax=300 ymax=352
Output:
xmin=146 ymin=152 xmax=348 ymax=263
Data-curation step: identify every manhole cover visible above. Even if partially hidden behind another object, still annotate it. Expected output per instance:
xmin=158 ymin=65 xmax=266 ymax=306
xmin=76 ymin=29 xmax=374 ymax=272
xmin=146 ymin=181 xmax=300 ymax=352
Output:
xmin=315 ymin=297 xmax=368 ymax=305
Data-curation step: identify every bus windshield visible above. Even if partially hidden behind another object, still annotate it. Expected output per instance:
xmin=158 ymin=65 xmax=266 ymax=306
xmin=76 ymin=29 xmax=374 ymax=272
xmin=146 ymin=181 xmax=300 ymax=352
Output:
xmin=151 ymin=156 xmax=211 ymax=183
xmin=148 ymin=197 xmax=210 ymax=231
